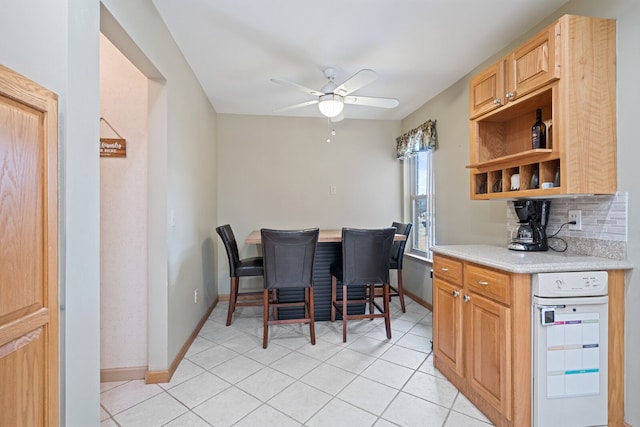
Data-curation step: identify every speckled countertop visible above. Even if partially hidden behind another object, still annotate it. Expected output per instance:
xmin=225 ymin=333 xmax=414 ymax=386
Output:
xmin=432 ymin=244 xmax=633 ymax=274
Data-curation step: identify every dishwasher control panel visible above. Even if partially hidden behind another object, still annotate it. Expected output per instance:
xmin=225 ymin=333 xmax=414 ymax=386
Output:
xmin=532 ymin=271 xmax=608 ymax=298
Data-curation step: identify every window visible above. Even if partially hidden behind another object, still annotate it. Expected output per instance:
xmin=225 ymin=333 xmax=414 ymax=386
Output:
xmin=397 ymin=119 xmax=437 ymax=260
xmin=409 ymin=149 xmax=435 ymax=260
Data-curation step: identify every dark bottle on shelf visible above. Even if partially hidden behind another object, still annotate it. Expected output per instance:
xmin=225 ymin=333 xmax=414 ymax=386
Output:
xmin=553 ymin=165 xmax=560 ymax=187
xmin=531 ymin=108 xmax=547 ymax=149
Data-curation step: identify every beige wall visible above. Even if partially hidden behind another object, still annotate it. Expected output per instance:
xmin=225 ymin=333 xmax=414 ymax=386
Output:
xmin=99 ymin=34 xmax=148 ymax=372
xmin=3 ymin=1 xmax=637 ymax=425
xmin=558 ymin=2 xmax=640 ymax=423
xmin=401 ymin=1 xmax=640 ymax=423
xmin=1 ymin=1 xmax=103 ymax=424
xmin=101 ymin=0 xmax=219 ymax=372
xmin=216 ymin=114 xmax=402 ymax=293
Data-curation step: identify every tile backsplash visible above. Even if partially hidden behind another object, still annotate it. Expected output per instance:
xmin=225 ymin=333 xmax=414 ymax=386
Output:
xmin=505 ymin=192 xmax=628 ymax=260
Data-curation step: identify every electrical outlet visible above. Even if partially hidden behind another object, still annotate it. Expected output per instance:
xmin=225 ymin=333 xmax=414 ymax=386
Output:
xmin=194 ymin=289 xmax=198 ymax=304
xmin=568 ymin=210 xmax=582 ymax=230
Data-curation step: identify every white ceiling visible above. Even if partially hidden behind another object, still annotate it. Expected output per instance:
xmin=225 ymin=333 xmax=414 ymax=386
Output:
xmin=152 ymin=0 xmax=568 ymax=121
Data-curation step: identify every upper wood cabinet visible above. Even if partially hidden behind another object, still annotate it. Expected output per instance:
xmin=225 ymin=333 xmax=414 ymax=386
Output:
xmin=469 ymin=22 xmax=560 ymax=120
xmin=469 ymin=59 xmax=506 ymax=119
xmin=509 ymin=21 xmax=560 ymax=103
xmin=468 ymin=15 xmax=616 ymax=200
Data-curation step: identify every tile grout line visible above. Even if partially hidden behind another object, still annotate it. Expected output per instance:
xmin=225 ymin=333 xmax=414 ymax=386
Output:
xmin=101 ymin=300 xmax=491 ymax=426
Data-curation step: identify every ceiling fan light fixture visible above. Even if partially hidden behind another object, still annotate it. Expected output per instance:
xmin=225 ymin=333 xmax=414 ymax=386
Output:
xmin=318 ymin=94 xmax=344 ymax=118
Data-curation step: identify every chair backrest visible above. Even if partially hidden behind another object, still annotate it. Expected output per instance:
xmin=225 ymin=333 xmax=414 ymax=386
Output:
xmin=341 ymin=227 xmax=395 ymax=287
xmin=216 ymin=224 xmax=241 ymax=277
xmin=261 ymin=228 xmax=319 ymax=290
xmin=390 ymin=222 xmax=413 ymax=269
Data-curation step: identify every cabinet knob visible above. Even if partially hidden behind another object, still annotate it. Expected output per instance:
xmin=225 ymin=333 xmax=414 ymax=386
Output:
xmin=505 ymin=91 xmax=516 ymax=99
xmin=493 ymin=98 xmax=502 ymax=105
xmin=452 ymin=290 xmax=460 ymax=297
xmin=478 ymin=281 xmax=490 ymax=286
xmin=463 ymin=295 xmax=471 ymax=302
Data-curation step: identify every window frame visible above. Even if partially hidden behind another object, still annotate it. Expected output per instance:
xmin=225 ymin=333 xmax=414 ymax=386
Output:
xmin=406 ymin=149 xmax=435 ymax=261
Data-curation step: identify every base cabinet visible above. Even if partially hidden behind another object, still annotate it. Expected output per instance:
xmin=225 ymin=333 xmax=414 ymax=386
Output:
xmin=465 ymin=292 xmax=511 ymax=419
xmin=433 ymin=255 xmax=525 ymax=426
xmin=433 ymin=277 xmax=463 ymax=377
xmin=432 ymin=254 xmax=626 ymax=427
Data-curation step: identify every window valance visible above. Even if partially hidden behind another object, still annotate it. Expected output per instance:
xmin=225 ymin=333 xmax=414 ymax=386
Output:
xmin=396 ymin=119 xmax=437 ymax=160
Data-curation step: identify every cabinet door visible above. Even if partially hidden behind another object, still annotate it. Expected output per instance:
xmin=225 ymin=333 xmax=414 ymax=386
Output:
xmin=509 ymin=21 xmax=560 ymax=100
xmin=464 ymin=292 xmax=512 ymax=420
xmin=433 ymin=278 xmax=463 ymax=377
xmin=469 ymin=59 xmax=505 ymax=119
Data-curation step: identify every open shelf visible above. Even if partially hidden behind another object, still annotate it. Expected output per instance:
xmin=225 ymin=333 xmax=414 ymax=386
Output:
xmin=469 ymin=86 xmax=562 ymax=199
xmin=466 ymin=149 xmax=553 ymax=171
xmin=470 ymin=159 xmax=561 ymax=198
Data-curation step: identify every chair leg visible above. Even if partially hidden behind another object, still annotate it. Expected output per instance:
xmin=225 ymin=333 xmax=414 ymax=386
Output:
xmin=383 ymin=283 xmax=392 ymax=339
xmin=368 ymin=284 xmax=375 ymax=317
xmin=272 ymin=289 xmax=278 ymax=320
xmin=342 ymin=284 xmax=348 ymax=343
xmin=308 ymin=288 xmax=316 ymax=345
xmin=262 ymin=289 xmax=269 ymax=349
xmin=330 ymin=275 xmax=337 ymax=322
xmin=397 ymin=270 xmax=406 ymax=313
xmin=226 ymin=276 xmax=239 ymax=326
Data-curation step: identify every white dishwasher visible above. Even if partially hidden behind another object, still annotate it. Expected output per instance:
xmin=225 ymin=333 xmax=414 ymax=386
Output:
xmin=532 ymin=271 xmax=608 ymax=427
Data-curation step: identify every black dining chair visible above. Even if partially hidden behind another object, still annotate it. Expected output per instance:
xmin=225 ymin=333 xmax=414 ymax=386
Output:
xmin=216 ymin=224 xmax=264 ymax=326
xmin=261 ymin=228 xmax=319 ymax=349
xmin=388 ymin=222 xmax=412 ymax=312
xmin=330 ymin=227 xmax=395 ymax=342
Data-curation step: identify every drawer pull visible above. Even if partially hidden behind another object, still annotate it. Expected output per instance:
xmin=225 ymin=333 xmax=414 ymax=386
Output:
xmin=478 ymin=281 xmax=490 ymax=286
xmin=463 ymin=295 xmax=471 ymax=302
xmin=452 ymin=290 xmax=460 ymax=298
xmin=440 ymin=267 xmax=449 ymax=272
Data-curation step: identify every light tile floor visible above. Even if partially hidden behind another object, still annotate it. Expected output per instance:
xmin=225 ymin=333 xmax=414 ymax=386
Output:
xmin=100 ymin=297 xmax=494 ymax=427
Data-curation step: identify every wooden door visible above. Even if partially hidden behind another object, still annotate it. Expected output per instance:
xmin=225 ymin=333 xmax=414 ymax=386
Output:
xmin=464 ymin=292 xmax=511 ymax=420
xmin=0 ymin=65 xmax=59 ymax=425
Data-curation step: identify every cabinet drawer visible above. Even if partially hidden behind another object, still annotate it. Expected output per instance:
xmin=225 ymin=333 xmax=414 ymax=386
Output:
xmin=433 ymin=255 xmax=463 ymax=284
xmin=465 ymin=263 xmax=511 ymax=306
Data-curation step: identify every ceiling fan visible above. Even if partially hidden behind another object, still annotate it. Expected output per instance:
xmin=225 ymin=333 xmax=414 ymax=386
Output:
xmin=271 ymin=68 xmax=399 ymax=120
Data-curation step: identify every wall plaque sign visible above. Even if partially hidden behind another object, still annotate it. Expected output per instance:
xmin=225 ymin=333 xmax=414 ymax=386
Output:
xmin=99 ymin=117 xmax=127 ymax=158
xmin=100 ymin=137 xmax=127 ymax=157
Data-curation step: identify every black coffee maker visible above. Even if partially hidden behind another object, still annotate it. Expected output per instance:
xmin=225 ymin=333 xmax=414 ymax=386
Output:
xmin=508 ymin=199 xmax=551 ymax=251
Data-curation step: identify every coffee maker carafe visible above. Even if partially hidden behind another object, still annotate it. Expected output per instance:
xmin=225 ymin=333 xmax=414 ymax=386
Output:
xmin=508 ymin=199 xmax=551 ymax=251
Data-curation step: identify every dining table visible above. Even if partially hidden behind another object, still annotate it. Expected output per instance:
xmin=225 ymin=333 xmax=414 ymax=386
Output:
xmin=245 ymin=229 xmax=406 ymax=321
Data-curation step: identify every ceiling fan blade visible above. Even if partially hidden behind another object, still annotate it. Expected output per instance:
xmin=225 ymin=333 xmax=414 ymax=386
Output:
xmin=271 ymin=78 xmax=324 ymax=96
xmin=333 ymin=69 xmax=377 ymax=96
xmin=344 ymin=95 xmax=399 ymax=109
xmin=273 ymin=99 xmax=319 ymax=113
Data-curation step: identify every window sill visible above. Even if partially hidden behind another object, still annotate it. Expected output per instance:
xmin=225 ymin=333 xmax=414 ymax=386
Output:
xmin=405 ymin=252 xmax=433 ymax=265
